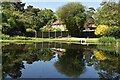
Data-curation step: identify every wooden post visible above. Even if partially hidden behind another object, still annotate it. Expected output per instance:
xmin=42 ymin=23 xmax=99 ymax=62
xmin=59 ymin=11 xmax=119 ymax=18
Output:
xmin=42 ymin=31 xmax=43 ymax=38
xmin=49 ymin=31 xmax=50 ymax=38
xmin=61 ymin=31 xmax=62 ymax=37
xmin=55 ymin=30 xmax=56 ymax=38
xmin=35 ymin=31 xmax=37 ymax=38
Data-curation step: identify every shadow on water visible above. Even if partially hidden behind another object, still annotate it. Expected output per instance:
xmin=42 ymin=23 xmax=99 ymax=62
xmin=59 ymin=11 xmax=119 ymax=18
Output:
xmin=2 ymin=42 xmax=120 ymax=79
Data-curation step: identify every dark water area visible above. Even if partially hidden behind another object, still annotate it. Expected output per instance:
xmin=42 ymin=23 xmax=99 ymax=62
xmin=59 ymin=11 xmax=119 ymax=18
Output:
xmin=2 ymin=42 xmax=120 ymax=79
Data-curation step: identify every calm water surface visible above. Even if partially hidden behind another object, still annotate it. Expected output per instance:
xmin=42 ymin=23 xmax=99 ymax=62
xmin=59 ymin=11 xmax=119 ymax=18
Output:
xmin=2 ymin=42 xmax=120 ymax=79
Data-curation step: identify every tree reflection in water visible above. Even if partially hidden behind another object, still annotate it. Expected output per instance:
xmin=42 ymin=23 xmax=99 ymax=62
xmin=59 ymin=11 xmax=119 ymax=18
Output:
xmin=83 ymin=47 xmax=120 ymax=79
xmin=54 ymin=49 xmax=85 ymax=77
xmin=96 ymin=44 xmax=120 ymax=79
xmin=2 ymin=44 xmax=55 ymax=79
xmin=2 ymin=43 xmax=120 ymax=79
xmin=93 ymin=50 xmax=120 ymax=79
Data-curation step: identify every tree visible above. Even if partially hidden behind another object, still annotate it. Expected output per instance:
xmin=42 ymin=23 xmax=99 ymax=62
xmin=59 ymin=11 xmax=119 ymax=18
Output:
xmin=37 ymin=8 xmax=56 ymax=30
xmin=56 ymin=2 xmax=86 ymax=37
xmin=24 ymin=6 xmax=56 ymax=31
xmin=84 ymin=7 xmax=96 ymax=30
xmin=103 ymin=27 xmax=120 ymax=38
xmin=2 ymin=2 xmax=56 ymax=36
xmin=94 ymin=2 xmax=119 ymax=27
xmin=2 ymin=2 xmax=26 ymax=36
xmin=12 ymin=2 xmax=25 ymax=11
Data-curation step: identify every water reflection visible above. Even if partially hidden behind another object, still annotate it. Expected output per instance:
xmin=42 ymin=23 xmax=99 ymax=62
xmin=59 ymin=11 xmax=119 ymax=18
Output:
xmin=2 ymin=42 xmax=120 ymax=79
xmin=54 ymin=49 xmax=85 ymax=77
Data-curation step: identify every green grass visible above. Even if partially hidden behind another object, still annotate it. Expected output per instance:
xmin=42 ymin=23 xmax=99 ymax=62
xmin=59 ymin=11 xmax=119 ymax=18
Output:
xmin=1 ymin=37 xmax=99 ymax=44
xmin=1 ymin=34 xmax=119 ymax=45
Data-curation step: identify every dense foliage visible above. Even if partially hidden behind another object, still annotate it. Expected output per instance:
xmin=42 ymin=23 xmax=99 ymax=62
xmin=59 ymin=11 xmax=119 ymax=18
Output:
xmin=2 ymin=2 xmax=56 ymax=36
xmin=56 ymin=2 xmax=86 ymax=37
xmin=84 ymin=7 xmax=95 ymax=29
xmin=1 ymin=1 xmax=120 ymax=38
xmin=94 ymin=2 xmax=119 ymax=39
xmin=95 ymin=25 xmax=108 ymax=36
xmin=98 ymin=36 xmax=116 ymax=44
xmin=103 ymin=26 xmax=120 ymax=38
xmin=94 ymin=2 xmax=119 ymax=27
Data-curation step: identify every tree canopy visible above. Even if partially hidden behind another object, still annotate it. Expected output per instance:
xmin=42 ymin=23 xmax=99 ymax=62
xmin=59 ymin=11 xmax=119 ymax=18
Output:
xmin=2 ymin=2 xmax=56 ymax=36
xmin=94 ymin=2 xmax=119 ymax=27
xmin=56 ymin=2 xmax=86 ymax=37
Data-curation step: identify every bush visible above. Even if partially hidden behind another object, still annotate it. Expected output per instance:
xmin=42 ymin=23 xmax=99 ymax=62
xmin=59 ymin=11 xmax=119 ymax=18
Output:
xmin=99 ymin=36 xmax=116 ymax=44
xmin=103 ymin=26 xmax=120 ymax=38
xmin=52 ymin=28 xmax=61 ymax=31
xmin=26 ymin=28 xmax=36 ymax=32
xmin=40 ymin=27 xmax=49 ymax=32
xmin=95 ymin=25 xmax=108 ymax=36
xmin=1 ymin=34 xmax=10 ymax=40
xmin=41 ymin=26 xmax=61 ymax=32
xmin=26 ymin=28 xmax=35 ymax=37
xmin=12 ymin=36 xmax=32 ymax=40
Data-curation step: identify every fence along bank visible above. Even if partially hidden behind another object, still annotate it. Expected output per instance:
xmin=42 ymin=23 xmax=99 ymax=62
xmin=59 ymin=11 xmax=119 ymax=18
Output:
xmin=26 ymin=30 xmax=96 ymax=38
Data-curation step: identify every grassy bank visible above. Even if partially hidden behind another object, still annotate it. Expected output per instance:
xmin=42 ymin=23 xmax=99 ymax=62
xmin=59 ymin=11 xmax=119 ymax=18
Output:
xmin=1 ymin=35 xmax=99 ymax=44
xmin=1 ymin=38 xmax=98 ymax=43
xmin=1 ymin=34 xmax=120 ymax=44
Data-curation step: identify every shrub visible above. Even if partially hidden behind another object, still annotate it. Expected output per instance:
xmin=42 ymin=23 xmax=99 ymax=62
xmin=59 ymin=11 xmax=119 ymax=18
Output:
xmin=26 ymin=28 xmax=35 ymax=37
xmin=103 ymin=26 xmax=120 ymax=38
xmin=95 ymin=25 xmax=108 ymax=36
xmin=40 ymin=28 xmax=49 ymax=32
xmin=99 ymin=36 xmax=116 ymax=44
xmin=26 ymin=28 xmax=36 ymax=32
xmin=1 ymin=34 xmax=10 ymax=40
xmin=12 ymin=36 xmax=32 ymax=40
xmin=41 ymin=26 xmax=62 ymax=32
xmin=52 ymin=28 xmax=61 ymax=31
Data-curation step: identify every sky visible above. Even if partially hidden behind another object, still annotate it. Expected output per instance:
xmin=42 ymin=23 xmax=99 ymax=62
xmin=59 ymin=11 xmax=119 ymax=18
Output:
xmin=22 ymin=0 xmax=103 ymax=12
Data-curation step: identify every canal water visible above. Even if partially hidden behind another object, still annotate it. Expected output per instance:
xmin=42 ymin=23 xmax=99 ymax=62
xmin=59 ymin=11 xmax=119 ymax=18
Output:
xmin=2 ymin=42 xmax=120 ymax=79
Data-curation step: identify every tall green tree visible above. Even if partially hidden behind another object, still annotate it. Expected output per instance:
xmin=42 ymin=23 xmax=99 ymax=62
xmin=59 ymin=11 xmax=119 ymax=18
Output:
xmin=24 ymin=5 xmax=41 ymax=31
xmin=2 ymin=2 xmax=26 ymax=36
xmin=56 ymin=2 xmax=86 ymax=37
xmin=2 ymin=2 xmax=56 ymax=36
xmin=24 ymin=6 xmax=56 ymax=31
xmin=94 ymin=2 xmax=119 ymax=27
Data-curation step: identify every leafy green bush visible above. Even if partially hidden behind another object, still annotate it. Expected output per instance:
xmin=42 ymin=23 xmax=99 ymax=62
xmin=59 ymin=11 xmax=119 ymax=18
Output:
xmin=12 ymin=36 xmax=32 ymax=40
xmin=99 ymin=36 xmax=116 ymax=44
xmin=103 ymin=27 xmax=120 ymax=38
xmin=95 ymin=25 xmax=108 ymax=36
xmin=26 ymin=28 xmax=35 ymax=37
xmin=26 ymin=28 xmax=36 ymax=32
xmin=40 ymin=26 xmax=50 ymax=32
xmin=1 ymin=34 xmax=10 ymax=40
xmin=52 ymin=28 xmax=61 ymax=31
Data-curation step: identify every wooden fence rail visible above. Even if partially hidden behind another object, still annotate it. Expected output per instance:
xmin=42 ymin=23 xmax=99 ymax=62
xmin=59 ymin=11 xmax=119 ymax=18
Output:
xmin=26 ymin=31 xmax=96 ymax=38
